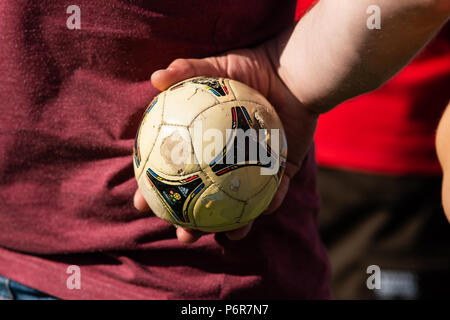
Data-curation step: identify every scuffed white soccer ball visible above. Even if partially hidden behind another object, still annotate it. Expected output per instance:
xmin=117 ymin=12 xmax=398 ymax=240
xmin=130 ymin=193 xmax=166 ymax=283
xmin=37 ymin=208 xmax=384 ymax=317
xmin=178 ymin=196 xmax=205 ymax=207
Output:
xmin=133 ymin=77 xmax=287 ymax=232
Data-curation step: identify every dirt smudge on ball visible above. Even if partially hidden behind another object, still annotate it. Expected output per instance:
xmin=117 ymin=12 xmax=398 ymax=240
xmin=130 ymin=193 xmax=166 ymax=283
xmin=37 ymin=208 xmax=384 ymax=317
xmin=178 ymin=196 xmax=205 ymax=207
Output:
xmin=201 ymin=191 xmax=226 ymax=210
xmin=230 ymin=176 xmax=240 ymax=192
xmin=254 ymin=111 xmax=266 ymax=129
xmin=160 ymin=130 xmax=190 ymax=174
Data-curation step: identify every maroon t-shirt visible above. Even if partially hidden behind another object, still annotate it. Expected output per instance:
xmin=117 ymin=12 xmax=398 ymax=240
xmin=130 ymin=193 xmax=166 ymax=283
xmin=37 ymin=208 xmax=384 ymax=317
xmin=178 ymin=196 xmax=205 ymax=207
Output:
xmin=0 ymin=0 xmax=330 ymax=299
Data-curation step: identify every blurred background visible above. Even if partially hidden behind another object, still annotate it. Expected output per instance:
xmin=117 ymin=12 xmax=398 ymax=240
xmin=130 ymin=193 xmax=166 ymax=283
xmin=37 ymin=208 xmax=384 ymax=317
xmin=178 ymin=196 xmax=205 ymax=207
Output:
xmin=297 ymin=1 xmax=450 ymax=299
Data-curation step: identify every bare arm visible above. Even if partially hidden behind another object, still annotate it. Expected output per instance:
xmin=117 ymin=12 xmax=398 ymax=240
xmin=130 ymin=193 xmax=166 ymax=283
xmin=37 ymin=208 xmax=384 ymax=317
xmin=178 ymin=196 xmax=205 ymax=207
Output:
xmin=270 ymin=0 xmax=450 ymax=113
xmin=437 ymin=101 xmax=450 ymax=222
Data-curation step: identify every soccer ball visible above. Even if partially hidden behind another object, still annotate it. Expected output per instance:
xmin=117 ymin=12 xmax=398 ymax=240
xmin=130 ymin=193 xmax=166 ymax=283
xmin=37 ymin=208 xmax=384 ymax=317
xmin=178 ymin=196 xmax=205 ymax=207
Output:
xmin=133 ymin=76 xmax=287 ymax=232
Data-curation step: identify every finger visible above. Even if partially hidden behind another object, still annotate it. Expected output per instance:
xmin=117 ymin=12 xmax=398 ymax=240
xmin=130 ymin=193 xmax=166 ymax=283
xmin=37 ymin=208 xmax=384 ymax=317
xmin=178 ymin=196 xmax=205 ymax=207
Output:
xmin=133 ymin=188 xmax=150 ymax=212
xmin=263 ymin=174 xmax=291 ymax=215
xmin=225 ymin=220 xmax=254 ymax=241
xmin=151 ymin=58 xmax=224 ymax=91
xmin=176 ymin=227 xmax=203 ymax=244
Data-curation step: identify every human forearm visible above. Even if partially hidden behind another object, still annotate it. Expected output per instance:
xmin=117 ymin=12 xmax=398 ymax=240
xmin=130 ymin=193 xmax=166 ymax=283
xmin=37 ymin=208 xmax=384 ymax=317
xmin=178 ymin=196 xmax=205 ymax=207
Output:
xmin=268 ymin=0 xmax=450 ymax=113
xmin=437 ymin=101 xmax=450 ymax=222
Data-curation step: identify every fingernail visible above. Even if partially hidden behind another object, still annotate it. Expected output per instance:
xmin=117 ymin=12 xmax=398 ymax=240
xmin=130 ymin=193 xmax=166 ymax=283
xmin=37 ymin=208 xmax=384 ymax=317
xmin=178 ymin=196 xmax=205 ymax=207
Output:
xmin=133 ymin=191 xmax=139 ymax=209
xmin=151 ymin=69 xmax=163 ymax=77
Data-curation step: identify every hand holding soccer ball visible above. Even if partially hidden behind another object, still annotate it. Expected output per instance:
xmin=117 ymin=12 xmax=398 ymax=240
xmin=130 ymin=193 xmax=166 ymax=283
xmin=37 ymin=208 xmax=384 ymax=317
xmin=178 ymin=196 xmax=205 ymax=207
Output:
xmin=134 ymin=76 xmax=287 ymax=233
xmin=134 ymin=48 xmax=319 ymax=243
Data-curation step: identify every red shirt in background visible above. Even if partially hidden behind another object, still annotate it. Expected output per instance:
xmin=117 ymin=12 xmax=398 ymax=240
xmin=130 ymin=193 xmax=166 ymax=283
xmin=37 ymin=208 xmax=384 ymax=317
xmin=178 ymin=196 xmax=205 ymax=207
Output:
xmin=0 ymin=0 xmax=329 ymax=299
xmin=296 ymin=0 xmax=317 ymax=20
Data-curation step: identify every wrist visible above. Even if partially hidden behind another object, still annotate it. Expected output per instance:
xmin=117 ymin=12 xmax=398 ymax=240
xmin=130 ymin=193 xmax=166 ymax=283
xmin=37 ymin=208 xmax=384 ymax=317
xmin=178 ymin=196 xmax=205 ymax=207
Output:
xmin=262 ymin=29 xmax=332 ymax=116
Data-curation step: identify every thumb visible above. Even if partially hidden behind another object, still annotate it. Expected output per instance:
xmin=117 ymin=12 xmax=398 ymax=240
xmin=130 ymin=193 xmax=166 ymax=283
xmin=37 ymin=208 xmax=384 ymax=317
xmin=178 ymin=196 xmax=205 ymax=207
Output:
xmin=151 ymin=58 xmax=225 ymax=91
